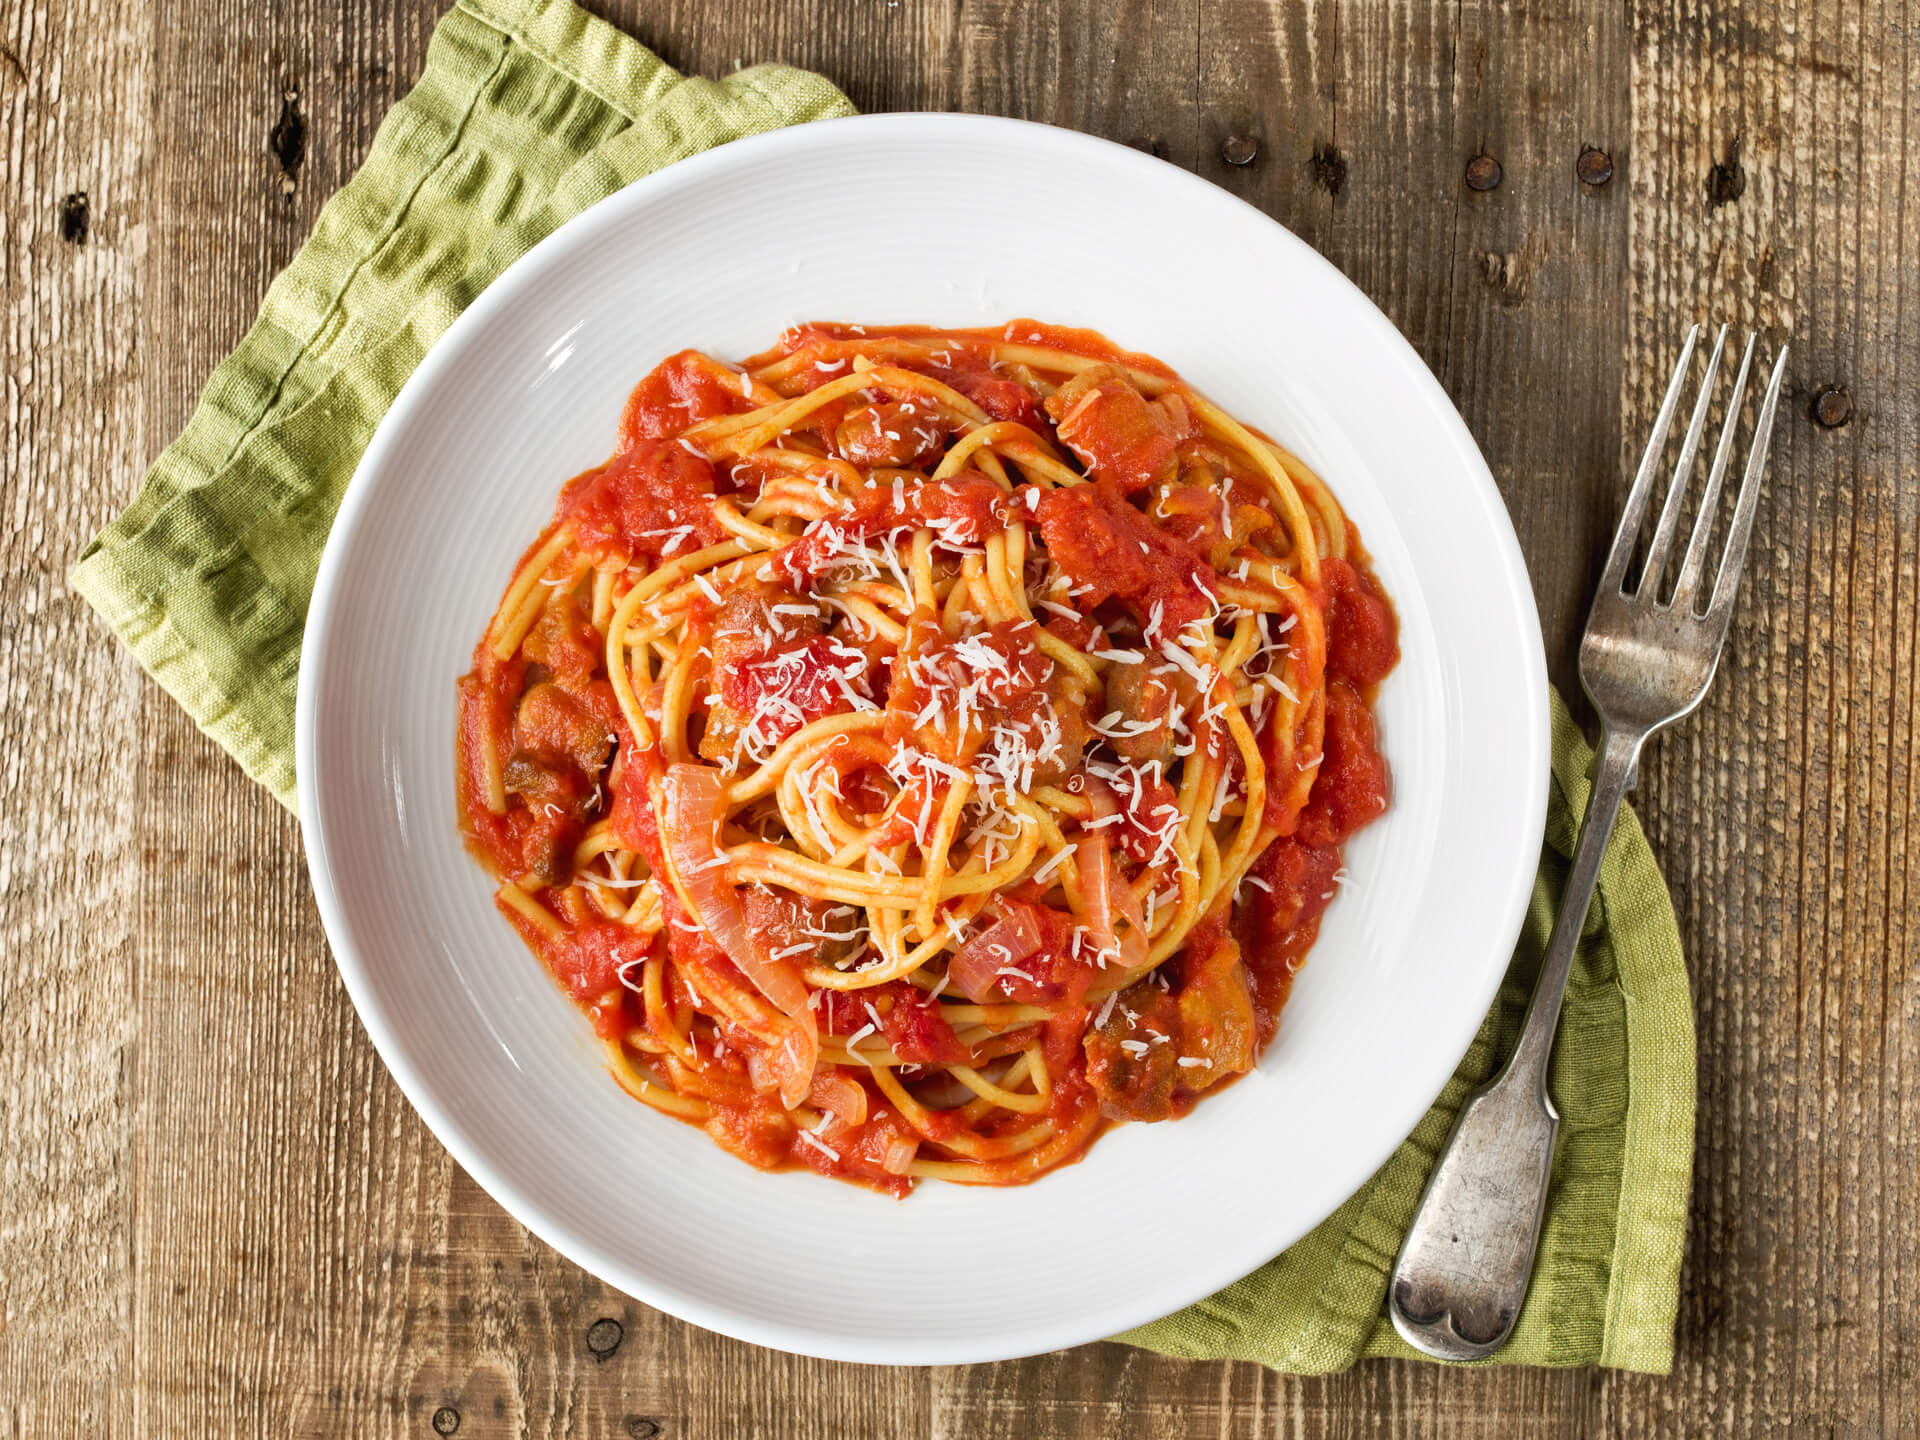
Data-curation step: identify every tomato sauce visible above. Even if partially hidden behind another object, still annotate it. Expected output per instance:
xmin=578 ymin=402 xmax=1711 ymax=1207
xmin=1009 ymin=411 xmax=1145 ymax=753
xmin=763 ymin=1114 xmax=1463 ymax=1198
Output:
xmin=986 ymin=898 xmax=1098 ymax=1007
xmin=561 ymin=439 xmax=727 ymax=566
xmin=821 ymin=981 xmax=970 ymax=1064
xmin=883 ymin=616 xmax=1050 ymax=734
xmin=1235 ymin=549 xmax=1395 ymax=1040
xmin=1233 ymin=838 xmax=1342 ymax=1046
xmin=455 ymin=654 xmax=527 ymax=875
xmin=1033 ymin=480 xmax=1220 ymax=639
xmin=1106 ymin=771 xmax=1183 ymax=867
xmin=544 ymin=920 xmax=653 ymax=1018
xmin=1047 ymin=371 xmax=1186 ymax=493
xmin=950 ymin=371 xmax=1047 ymax=428
xmin=1294 ymin=680 xmax=1390 ymax=848
xmin=716 ymin=633 xmax=859 ymax=745
xmin=619 ymin=349 xmax=754 ymax=444
xmin=1321 ymin=554 xmax=1400 ymax=686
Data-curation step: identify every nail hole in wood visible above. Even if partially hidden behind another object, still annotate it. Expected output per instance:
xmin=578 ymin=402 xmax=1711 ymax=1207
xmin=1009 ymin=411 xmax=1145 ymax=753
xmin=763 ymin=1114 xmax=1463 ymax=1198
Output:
xmin=271 ymin=84 xmax=306 ymax=196
xmin=1310 ymin=142 xmax=1347 ymax=196
xmin=1707 ymin=137 xmax=1745 ymax=208
xmin=58 ymin=191 xmax=89 ymax=244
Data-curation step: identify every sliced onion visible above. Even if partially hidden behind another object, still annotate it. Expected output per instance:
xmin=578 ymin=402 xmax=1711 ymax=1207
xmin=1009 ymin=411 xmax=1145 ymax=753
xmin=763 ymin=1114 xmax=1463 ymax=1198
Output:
xmin=1109 ymin=864 xmax=1149 ymax=967
xmin=661 ymin=762 xmax=817 ymax=1106
xmin=876 ymin=1124 xmax=919 ymax=1177
xmin=1077 ymin=834 xmax=1148 ymax=973
xmin=947 ymin=911 xmax=1047 ymax=1002
xmin=745 ymin=1022 xmax=820 ymax=1111
xmin=807 ymin=1070 xmax=869 ymax=1135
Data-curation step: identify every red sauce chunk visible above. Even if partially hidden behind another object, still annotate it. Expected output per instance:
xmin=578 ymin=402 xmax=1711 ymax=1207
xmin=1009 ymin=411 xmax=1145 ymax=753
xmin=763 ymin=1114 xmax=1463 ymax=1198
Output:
xmin=834 ymin=400 xmax=949 ymax=468
xmin=1107 ymin=770 xmax=1184 ymax=867
xmin=456 ymin=655 xmax=527 ymax=874
xmin=1234 ymin=837 xmax=1343 ymax=1045
xmin=949 ymin=372 xmax=1048 ymax=429
xmin=1043 ymin=365 xmax=1187 ymax=493
xmin=1295 ymin=680 xmax=1390 ymax=848
xmin=1034 ymin=480 xmax=1219 ymax=638
xmin=716 ymin=633 xmax=867 ymax=746
xmin=936 ymin=620 xmax=1054 ymax=708
xmin=606 ymin=744 xmax=665 ymax=866
xmin=883 ymin=616 xmax=1078 ymax=780
xmin=822 ymin=982 xmax=970 ymax=1065
xmin=561 ymin=439 xmax=726 ymax=566
xmin=619 ymin=349 xmax=753 ymax=443
xmin=1321 ymin=555 xmax=1400 ymax=686
xmin=530 ymin=919 xmax=652 ymax=1027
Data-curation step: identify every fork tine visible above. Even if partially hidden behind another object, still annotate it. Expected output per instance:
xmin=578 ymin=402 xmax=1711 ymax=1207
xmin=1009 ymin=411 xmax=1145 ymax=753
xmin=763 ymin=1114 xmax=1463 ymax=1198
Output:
xmin=1637 ymin=324 xmax=1728 ymax=599
xmin=1708 ymin=343 xmax=1790 ymax=621
xmin=1600 ymin=325 xmax=1701 ymax=594
xmin=1671 ymin=332 xmax=1757 ymax=613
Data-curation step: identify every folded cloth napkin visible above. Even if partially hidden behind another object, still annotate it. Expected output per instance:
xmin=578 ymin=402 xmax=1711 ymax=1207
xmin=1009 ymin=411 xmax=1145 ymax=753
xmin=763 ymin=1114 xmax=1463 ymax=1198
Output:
xmin=71 ymin=0 xmax=1695 ymax=1373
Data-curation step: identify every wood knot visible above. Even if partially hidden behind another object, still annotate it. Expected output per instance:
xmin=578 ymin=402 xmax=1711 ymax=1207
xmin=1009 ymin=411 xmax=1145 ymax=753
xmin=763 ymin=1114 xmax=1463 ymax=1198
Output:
xmin=58 ymin=191 xmax=89 ymax=244
xmin=625 ymin=1420 xmax=667 ymax=1439
xmin=271 ymin=84 xmax=307 ymax=197
xmin=1125 ymin=135 xmax=1167 ymax=160
xmin=1310 ymin=142 xmax=1348 ymax=196
xmin=1576 ymin=146 xmax=1614 ymax=187
xmin=1220 ymin=134 xmax=1259 ymax=168
xmin=1478 ymin=250 xmax=1528 ymax=304
xmin=431 ymin=1407 xmax=460 ymax=1436
xmin=586 ymin=1316 xmax=624 ymax=1358
xmin=1707 ymin=137 xmax=1745 ymax=208
xmin=1464 ymin=153 xmax=1503 ymax=191
xmin=1810 ymin=385 xmax=1852 ymax=428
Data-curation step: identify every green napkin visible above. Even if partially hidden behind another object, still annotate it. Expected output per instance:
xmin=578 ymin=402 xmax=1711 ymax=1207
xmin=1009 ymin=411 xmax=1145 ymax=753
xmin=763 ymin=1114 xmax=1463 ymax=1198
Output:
xmin=72 ymin=0 xmax=1695 ymax=1373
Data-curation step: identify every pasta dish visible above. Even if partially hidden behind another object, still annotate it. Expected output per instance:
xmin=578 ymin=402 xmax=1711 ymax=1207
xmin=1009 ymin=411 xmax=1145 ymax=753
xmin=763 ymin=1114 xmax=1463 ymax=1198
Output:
xmin=456 ymin=321 xmax=1397 ymax=1192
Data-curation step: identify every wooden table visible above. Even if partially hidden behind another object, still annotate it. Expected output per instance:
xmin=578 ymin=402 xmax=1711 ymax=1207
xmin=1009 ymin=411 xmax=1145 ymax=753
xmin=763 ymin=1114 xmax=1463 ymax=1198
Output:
xmin=5 ymin=0 xmax=1915 ymax=1433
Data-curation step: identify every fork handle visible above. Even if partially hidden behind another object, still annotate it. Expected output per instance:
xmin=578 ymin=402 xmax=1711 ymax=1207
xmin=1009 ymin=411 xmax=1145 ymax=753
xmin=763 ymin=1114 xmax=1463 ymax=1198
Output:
xmin=1386 ymin=723 xmax=1645 ymax=1361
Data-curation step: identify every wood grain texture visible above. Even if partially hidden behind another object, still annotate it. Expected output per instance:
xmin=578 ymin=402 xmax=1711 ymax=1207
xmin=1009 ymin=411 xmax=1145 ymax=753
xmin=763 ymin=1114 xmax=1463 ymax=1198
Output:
xmin=0 ymin=0 xmax=149 ymax=1433
xmin=0 ymin=0 xmax=1914 ymax=1434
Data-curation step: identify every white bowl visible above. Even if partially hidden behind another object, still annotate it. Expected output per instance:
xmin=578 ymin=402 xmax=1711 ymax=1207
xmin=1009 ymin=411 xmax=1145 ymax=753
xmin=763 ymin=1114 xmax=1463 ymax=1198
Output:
xmin=298 ymin=113 xmax=1547 ymax=1365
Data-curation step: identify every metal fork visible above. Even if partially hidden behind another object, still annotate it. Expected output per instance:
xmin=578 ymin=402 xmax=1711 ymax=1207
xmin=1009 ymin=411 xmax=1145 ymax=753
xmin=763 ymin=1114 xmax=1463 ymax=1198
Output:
xmin=1386 ymin=324 xmax=1789 ymax=1362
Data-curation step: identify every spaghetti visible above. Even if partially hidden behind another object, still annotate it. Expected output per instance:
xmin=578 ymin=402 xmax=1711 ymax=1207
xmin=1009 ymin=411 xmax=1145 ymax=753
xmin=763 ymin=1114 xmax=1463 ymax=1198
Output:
xmin=456 ymin=321 xmax=1398 ymax=1193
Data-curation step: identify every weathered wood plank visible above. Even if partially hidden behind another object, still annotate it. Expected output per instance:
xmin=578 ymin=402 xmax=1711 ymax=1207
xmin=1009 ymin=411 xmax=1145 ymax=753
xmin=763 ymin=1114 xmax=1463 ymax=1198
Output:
xmin=0 ymin=0 xmax=152 ymax=1434
xmin=1609 ymin=2 xmax=1920 ymax=1437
